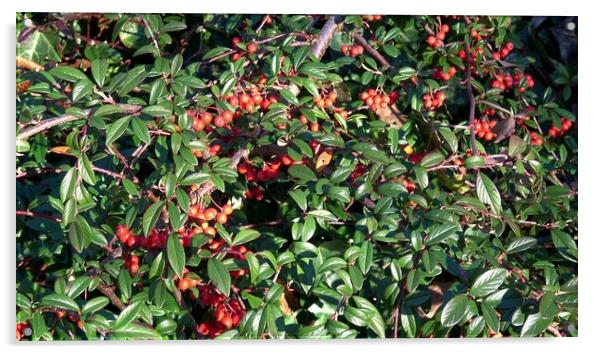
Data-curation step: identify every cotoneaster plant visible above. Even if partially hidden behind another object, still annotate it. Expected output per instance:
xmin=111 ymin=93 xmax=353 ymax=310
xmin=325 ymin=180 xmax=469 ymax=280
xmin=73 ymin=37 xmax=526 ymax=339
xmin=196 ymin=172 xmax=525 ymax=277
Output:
xmin=16 ymin=13 xmax=577 ymax=340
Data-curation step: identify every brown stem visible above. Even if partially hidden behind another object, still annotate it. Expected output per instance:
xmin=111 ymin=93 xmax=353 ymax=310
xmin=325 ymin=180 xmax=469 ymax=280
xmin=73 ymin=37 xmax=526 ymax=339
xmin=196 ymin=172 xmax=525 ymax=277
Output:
xmin=96 ymin=282 xmax=125 ymax=311
xmin=352 ymin=32 xmax=391 ymax=70
xmin=310 ymin=16 xmax=339 ymax=60
xmin=16 ymin=210 xmax=61 ymax=223
xmin=17 ymin=104 xmax=142 ymax=140
xmin=16 ymin=56 xmax=44 ymax=71
xmin=464 ymin=44 xmax=477 ymax=157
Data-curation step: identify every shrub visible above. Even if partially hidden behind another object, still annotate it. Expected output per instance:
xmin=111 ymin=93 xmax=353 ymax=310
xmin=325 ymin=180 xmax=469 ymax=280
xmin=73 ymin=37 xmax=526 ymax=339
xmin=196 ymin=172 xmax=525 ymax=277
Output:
xmin=16 ymin=13 xmax=577 ymax=340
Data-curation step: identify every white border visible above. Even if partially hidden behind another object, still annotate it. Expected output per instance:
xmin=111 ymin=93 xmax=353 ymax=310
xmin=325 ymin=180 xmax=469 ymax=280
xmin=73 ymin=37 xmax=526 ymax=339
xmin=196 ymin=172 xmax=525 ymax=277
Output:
xmin=3 ymin=1 xmax=598 ymax=353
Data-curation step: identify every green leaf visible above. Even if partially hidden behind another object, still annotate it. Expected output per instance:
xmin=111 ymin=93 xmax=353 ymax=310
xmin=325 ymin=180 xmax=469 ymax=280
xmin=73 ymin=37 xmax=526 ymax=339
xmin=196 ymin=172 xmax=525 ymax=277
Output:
xmin=202 ymin=46 xmax=232 ymax=60
xmin=67 ymin=276 xmax=91 ymax=298
xmin=82 ymin=297 xmax=110 ymax=315
xmin=41 ymin=294 xmax=80 ymax=312
xmin=551 ymin=229 xmax=578 ymax=262
xmin=94 ymin=104 xmax=125 ymax=117
xmin=105 ymin=115 xmax=132 ymax=145
xmin=393 ymin=66 xmax=417 ymax=82
xmin=353 ymin=143 xmax=390 ymax=164
xmin=112 ymin=323 xmax=162 ymax=340
xmin=142 ymin=200 xmax=164 ymax=236
xmin=464 ymin=156 xmax=485 ymax=169
xmin=476 ymin=172 xmax=502 ymax=215
xmin=68 ymin=217 xmax=91 ymax=254
xmin=208 ymin=258 xmax=231 ymax=296
xmin=301 ymin=216 xmax=316 ymax=241
xmin=180 ymin=172 xmax=210 ymax=185
xmin=420 ymin=151 xmax=444 ymax=168
xmin=167 ymin=233 xmax=186 ymax=279
xmin=91 ymin=59 xmax=109 ymax=87
xmin=470 ymin=268 xmax=507 ymax=297
xmin=508 ymin=135 xmax=527 ymax=157
xmin=441 ymin=294 xmax=468 ymax=327
xmin=114 ymin=301 xmax=143 ymax=328
xmin=520 ymin=313 xmax=553 ymax=337
xmin=289 ymin=189 xmax=308 ymax=211
xmin=72 ymin=79 xmax=93 ymax=102
xmin=506 ymin=237 xmax=537 ymax=254
xmin=17 ymin=31 xmax=60 ymax=63
xmin=142 ymin=104 xmax=172 ymax=117
xmin=117 ymin=65 xmax=148 ymax=96
xmin=232 ymin=229 xmax=261 ymax=246
xmin=308 ymin=209 xmax=337 ymax=222
xmin=78 ymin=154 xmax=97 ymax=185
xmin=49 ymin=66 xmax=88 ymax=82
xmin=288 ymin=165 xmax=317 ymax=181
xmin=60 ymin=167 xmax=78 ymax=203
xmin=131 ymin=117 xmax=151 ymax=144
xmin=425 ymin=223 xmax=460 ymax=245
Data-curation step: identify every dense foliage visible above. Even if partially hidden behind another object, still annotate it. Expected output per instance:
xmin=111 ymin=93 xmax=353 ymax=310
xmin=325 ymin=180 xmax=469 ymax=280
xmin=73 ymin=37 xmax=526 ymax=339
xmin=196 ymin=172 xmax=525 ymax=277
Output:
xmin=16 ymin=13 xmax=577 ymax=340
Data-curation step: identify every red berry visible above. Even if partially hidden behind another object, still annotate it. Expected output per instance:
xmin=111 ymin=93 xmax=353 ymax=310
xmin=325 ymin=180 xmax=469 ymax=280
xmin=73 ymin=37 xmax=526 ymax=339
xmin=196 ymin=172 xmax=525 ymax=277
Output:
xmin=247 ymin=42 xmax=258 ymax=54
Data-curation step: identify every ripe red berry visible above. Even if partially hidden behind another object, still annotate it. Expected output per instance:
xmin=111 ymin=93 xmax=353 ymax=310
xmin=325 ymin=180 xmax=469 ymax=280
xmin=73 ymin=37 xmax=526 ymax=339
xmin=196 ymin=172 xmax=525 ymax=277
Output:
xmin=247 ymin=42 xmax=258 ymax=54
xmin=204 ymin=208 xmax=218 ymax=221
xmin=341 ymin=45 xmax=350 ymax=55
xmin=223 ymin=204 xmax=234 ymax=215
xmin=216 ymin=212 xmax=228 ymax=224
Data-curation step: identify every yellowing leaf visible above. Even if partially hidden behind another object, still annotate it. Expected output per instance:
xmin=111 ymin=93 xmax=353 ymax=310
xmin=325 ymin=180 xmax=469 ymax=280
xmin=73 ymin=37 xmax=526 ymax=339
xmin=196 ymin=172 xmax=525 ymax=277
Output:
xmin=315 ymin=150 xmax=332 ymax=172
xmin=50 ymin=146 xmax=73 ymax=155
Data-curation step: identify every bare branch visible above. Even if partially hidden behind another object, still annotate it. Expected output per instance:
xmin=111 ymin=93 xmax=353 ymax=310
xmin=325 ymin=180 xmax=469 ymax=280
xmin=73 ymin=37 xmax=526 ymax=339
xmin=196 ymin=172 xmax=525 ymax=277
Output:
xmin=18 ymin=104 xmax=142 ymax=140
xmin=310 ymin=16 xmax=340 ymax=60
xmin=352 ymin=32 xmax=391 ymax=70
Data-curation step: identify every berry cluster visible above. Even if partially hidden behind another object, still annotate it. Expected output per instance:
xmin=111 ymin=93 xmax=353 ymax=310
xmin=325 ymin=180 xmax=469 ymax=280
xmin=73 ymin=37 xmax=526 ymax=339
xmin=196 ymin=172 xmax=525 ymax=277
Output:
xmin=225 ymin=86 xmax=278 ymax=113
xmin=340 ymin=44 xmax=364 ymax=57
xmin=492 ymin=42 xmax=515 ymax=61
xmin=403 ymin=178 xmax=417 ymax=193
xmin=313 ymin=90 xmax=337 ymax=109
xmin=227 ymin=245 xmax=252 ymax=279
xmin=470 ymin=30 xmax=483 ymax=41
xmin=189 ymin=110 xmax=236 ymax=132
xmin=116 ymin=225 xmax=169 ymax=250
xmin=198 ymin=284 xmax=246 ymax=338
xmin=426 ymin=23 xmax=450 ymax=48
xmin=125 ymin=254 xmax=139 ymax=274
xmin=530 ymin=131 xmax=544 ymax=146
xmin=361 ymin=15 xmax=383 ymax=22
xmin=433 ymin=66 xmax=457 ymax=81
xmin=422 ymin=91 xmax=446 ymax=111
xmin=548 ymin=117 xmax=573 ymax=138
xmin=230 ymin=37 xmax=259 ymax=61
xmin=16 ymin=322 xmax=30 ymax=341
xmin=458 ymin=47 xmax=485 ymax=61
xmin=239 ymin=155 xmax=300 ymax=200
xmin=244 ymin=185 xmax=264 ymax=201
xmin=408 ymin=151 xmax=427 ymax=164
xmin=359 ymin=89 xmax=393 ymax=112
xmin=177 ymin=276 xmax=200 ymax=291
xmin=474 ymin=119 xmax=498 ymax=141
xmin=189 ymin=204 xmax=233 ymax=226
xmin=349 ymin=163 xmax=367 ymax=182
xmin=490 ymin=72 xmax=535 ymax=93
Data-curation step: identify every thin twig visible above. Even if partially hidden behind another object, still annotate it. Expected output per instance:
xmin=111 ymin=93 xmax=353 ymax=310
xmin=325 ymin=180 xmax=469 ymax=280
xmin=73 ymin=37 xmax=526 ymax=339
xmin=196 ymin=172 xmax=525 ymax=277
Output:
xmin=464 ymin=43 xmax=477 ymax=157
xmin=142 ymin=17 xmax=161 ymax=54
xmin=16 ymin=210 xmax=61 ymax=223
xmin=17 ymin=104 xmax=142 ymax=140
xmin=352 ymin=32 xmax=391 ymax=70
